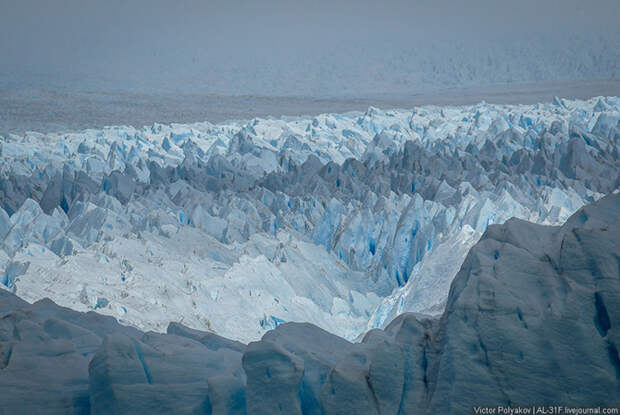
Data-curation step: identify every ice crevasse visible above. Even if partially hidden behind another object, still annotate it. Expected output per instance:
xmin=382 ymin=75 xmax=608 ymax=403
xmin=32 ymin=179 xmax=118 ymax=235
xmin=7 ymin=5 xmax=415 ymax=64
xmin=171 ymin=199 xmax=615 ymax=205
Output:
xmin=0 ymin=96 xmax=619 ymax=342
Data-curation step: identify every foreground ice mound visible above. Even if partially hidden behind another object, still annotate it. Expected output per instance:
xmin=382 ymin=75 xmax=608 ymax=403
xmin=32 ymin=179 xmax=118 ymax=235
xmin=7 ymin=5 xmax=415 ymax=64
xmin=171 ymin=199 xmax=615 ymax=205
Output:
xmin=1 ymin=193 xmax=618 ymax=414
xmin=0 ymin=97 xmax=619 ymax=341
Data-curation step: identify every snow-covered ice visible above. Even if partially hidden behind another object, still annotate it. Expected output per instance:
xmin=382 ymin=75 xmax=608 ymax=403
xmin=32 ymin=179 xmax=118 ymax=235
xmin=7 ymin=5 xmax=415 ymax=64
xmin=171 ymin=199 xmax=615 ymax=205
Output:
xmin=0 ymin=96 xmax=619 ymax=342
xmin=1 ymin=192 xmax=618 ymax=414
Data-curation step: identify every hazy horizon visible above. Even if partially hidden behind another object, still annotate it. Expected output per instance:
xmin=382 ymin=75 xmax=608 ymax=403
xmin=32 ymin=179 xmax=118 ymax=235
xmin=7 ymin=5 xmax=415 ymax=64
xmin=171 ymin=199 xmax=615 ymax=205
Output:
xmin=1 ymin=0 xmax=619 ymax=97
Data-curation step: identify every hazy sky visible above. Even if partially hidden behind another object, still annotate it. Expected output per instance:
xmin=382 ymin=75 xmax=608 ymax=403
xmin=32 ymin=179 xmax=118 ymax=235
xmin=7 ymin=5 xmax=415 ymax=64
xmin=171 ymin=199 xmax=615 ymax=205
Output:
xmin=1 ymin=0 xmax=619 ymax=96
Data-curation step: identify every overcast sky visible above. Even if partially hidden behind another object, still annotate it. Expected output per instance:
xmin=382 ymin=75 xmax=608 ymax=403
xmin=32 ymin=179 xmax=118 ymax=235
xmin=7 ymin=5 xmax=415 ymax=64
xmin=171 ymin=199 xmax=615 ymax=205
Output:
xmin=1 ymin=0 xmax=619 ymax=96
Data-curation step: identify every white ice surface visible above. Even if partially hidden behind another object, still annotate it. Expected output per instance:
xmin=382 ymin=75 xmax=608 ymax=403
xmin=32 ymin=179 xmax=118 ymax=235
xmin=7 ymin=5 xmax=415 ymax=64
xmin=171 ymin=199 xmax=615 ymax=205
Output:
xmin=1 ymin=96 xmax=618 ymax=341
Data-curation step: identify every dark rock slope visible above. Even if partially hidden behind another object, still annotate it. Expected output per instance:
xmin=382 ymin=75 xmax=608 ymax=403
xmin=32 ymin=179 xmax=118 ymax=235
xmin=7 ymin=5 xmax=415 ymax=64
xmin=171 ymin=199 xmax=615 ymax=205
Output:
xmin=1 ymin=192 xmax=618 ymax=414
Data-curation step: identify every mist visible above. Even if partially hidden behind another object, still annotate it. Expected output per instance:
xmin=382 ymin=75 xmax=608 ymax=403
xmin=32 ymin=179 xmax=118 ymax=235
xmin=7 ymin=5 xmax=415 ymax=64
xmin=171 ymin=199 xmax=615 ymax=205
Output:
xmin=1 ymin=0 xmax=619 ymax=97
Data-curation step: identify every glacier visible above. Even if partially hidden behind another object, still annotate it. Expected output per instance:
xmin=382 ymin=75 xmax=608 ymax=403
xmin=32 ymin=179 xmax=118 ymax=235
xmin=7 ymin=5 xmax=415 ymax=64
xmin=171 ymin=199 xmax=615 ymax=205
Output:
xmin=0 ymin=192 xmax=618 ymax=414
xmin=0 ymin=96 xmax=619 ymax=343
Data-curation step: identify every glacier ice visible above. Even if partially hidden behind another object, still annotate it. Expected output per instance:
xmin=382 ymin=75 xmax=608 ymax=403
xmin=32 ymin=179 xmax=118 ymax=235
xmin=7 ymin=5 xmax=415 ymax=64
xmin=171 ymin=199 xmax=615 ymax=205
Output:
xmin=0 ymin=192 xmax=618 ymax=414
xmin=0 ymin=96 xmax=619 ymax=342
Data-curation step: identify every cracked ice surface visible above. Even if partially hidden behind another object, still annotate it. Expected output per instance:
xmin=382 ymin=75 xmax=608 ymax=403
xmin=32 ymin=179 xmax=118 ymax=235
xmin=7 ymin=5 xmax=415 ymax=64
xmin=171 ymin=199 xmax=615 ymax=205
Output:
xmin=0 ymin=96 xmax=618 ymax=342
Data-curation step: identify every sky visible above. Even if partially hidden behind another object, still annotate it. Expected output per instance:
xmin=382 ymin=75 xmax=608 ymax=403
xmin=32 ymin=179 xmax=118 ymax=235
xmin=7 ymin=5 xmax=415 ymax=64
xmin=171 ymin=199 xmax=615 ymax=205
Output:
xmin=1 ymin=0 xmax=619 ymax=97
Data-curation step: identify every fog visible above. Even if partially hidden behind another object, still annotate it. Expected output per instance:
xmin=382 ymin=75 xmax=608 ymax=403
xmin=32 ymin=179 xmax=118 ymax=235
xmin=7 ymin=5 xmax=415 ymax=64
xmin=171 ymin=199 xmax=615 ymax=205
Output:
xmin=1 ymin=0 xmax=619 ymax=97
